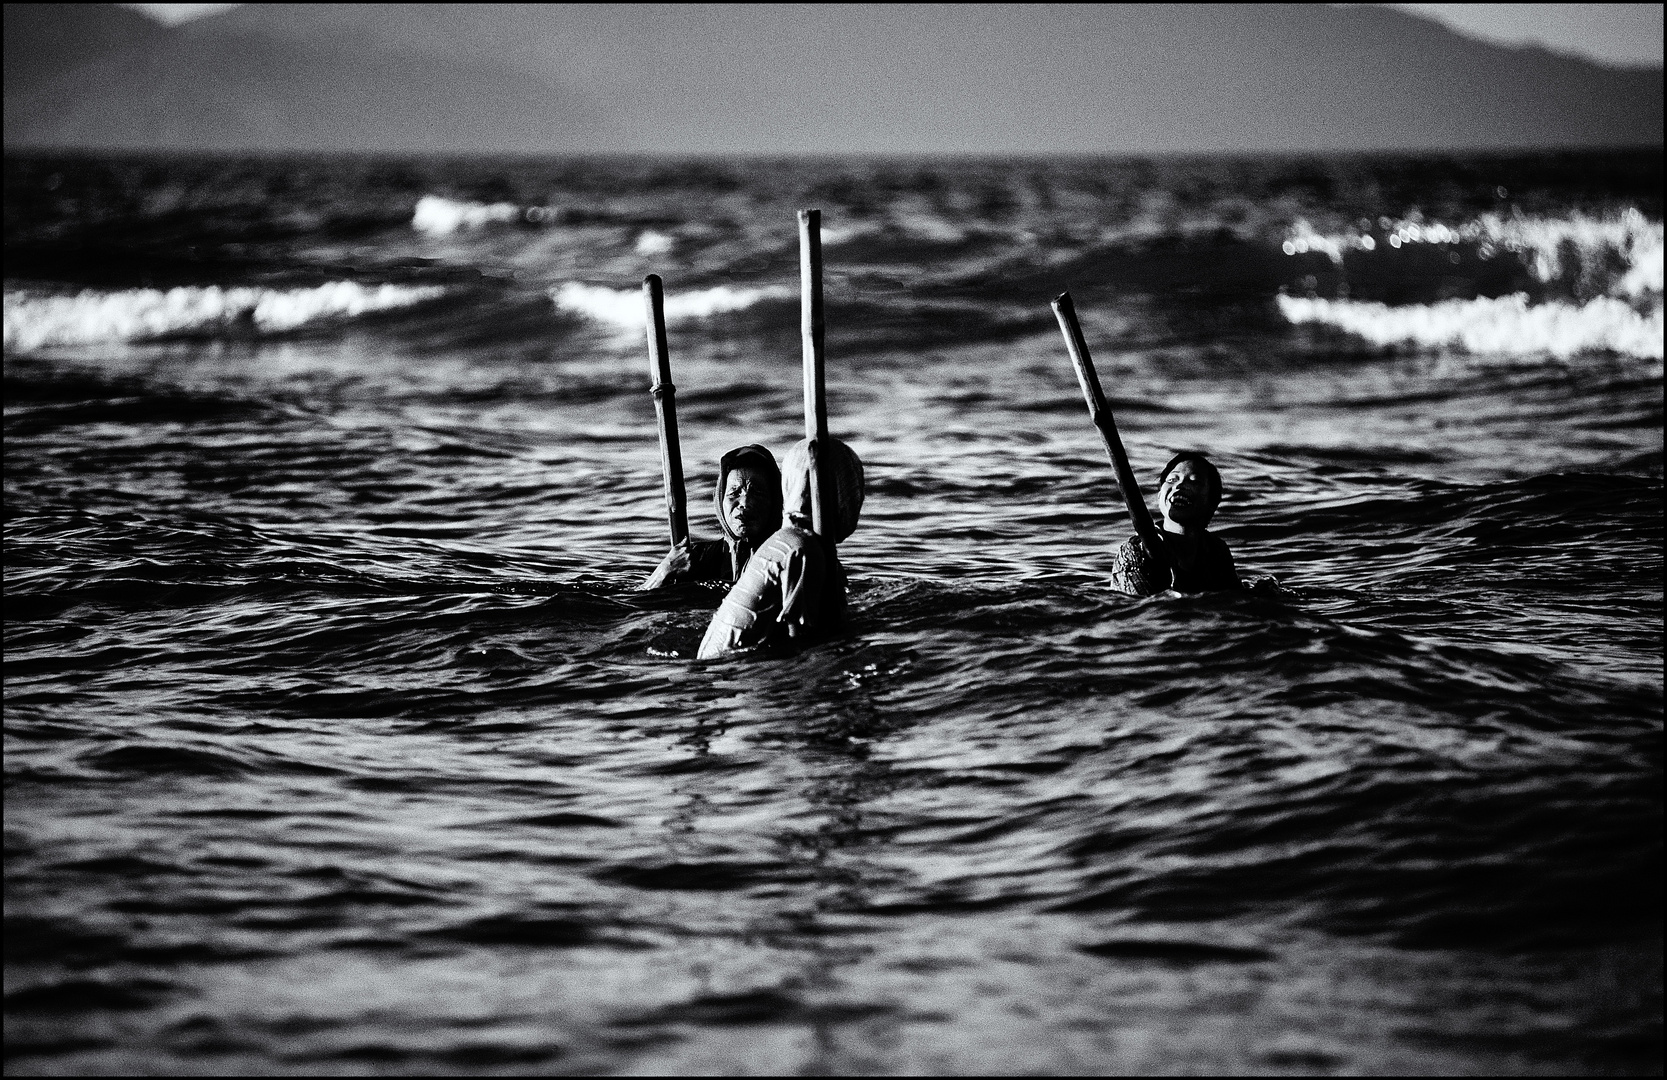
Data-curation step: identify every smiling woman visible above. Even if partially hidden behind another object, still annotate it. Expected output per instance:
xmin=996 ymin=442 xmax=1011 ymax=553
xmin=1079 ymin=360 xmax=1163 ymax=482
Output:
xmin=1109 ymin=452 xmax=1244 ymax=596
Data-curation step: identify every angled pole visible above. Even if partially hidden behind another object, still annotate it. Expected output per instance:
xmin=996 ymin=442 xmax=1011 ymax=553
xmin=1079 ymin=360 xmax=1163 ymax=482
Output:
xmin=643 ymin=274 xmax=688 ymax=548
xmin=1052 ymin=291 xmax=1159 ymax=542
xmin=799 ymin=208 xmax=837 ymax=548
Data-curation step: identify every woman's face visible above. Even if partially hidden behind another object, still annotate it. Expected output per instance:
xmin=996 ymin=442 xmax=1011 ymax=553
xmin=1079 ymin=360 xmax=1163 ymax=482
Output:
xmin=723 ymin=465 xmax=780 ymax=544
xmin=1158 ymin=460 xmax=1214 ymax=527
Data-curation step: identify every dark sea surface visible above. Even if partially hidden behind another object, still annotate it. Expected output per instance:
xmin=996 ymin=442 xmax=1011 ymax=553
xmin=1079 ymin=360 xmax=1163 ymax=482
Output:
xmin=4 ymin=151 xmax=1662 ymax=1075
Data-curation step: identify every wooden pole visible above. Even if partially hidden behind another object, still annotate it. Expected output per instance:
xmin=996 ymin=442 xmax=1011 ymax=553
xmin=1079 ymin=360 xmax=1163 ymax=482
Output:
xmin=643 ymin=274 xmax=688 ymax=548
xmin=1052 ymin=291 xmax=1159 ymax=541
xmin=798 ymin=209 xmax=837 ymax=545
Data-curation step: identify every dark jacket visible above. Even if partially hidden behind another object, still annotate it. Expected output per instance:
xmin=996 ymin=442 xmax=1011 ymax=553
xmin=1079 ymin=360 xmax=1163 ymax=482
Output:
xmin=648 ymin=538 xmax=731 ymax=586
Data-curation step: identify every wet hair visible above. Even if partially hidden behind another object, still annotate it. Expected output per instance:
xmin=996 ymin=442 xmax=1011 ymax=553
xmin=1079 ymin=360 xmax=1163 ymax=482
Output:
xmin=1156 ymin=451 xmax=1223 ymax=521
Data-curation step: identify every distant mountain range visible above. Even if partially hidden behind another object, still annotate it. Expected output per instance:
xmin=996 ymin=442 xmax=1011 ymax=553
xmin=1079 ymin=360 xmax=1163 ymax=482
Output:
xmin=4 ymin=2 xmax=1661 ymax=153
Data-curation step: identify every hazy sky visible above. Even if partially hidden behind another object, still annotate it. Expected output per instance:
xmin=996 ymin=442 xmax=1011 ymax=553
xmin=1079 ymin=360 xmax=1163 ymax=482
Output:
xmin=121 ymin=3 xmax=1665 ymax=67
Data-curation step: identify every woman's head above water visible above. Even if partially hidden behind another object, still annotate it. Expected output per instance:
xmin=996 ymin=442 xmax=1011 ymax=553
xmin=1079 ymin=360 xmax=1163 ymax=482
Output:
xmin=722 ymin=466 xmax=779 ymax=545
xmin=1156 ymin=452 xmax=1222 ymax=532
xmin=782 ymin=437 xmax=865 ymax=542
xmin=714 ymin=445 xmax=782 ymax=548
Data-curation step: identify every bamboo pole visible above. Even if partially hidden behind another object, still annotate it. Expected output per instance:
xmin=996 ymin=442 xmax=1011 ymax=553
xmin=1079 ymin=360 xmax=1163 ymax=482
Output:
xmin=1052 ymin=291 xmax=1159 ymax=541
xmin=642 ymin=274 xmax=688 ymax=548
xmin=798 ymin=208 xmax=837 ymax=546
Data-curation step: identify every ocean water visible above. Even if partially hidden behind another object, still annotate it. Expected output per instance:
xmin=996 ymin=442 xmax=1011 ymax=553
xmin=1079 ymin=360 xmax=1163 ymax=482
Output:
xmin=3 ymin=151 xmax=1662 ymax=1076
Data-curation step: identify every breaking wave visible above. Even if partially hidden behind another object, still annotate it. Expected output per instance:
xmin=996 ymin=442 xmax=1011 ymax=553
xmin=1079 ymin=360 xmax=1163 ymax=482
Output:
xmin=1282 ymin=208 xmax=1663 ymax=298
xmin=412 ymin=194 xmax=553 ymax=236
xmin=551 ymin=282 xmax=792 ymax=329
xmin=1277 ymin=292 xmax=1664 ymax=361
xmin=2 ymin=282 xmax=447 ymax=351
xmin=1278 ymin=208 xmax=1664 ymax=360
xmin=1382 ymin=208 xmax=1662 ymax=298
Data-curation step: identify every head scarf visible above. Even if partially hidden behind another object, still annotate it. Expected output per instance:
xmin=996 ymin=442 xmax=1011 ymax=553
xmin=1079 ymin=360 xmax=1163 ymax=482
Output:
xmin=713 ymin=445 xmax=782 ymax=573
xmin=782 ymin=437 xmax=864 ymax=543
xmin=1156 ymin=451 xmax=1222 ymax=524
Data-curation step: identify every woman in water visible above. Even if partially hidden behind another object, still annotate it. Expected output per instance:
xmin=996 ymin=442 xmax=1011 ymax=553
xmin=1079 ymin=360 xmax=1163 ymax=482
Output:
xmin=1109 ymin=451 xmax=1241 ymax=595
xmin=697 ymin=437 xmax=863 ymax=659
xmin=641 ymin=444 xmax=781 ymax=589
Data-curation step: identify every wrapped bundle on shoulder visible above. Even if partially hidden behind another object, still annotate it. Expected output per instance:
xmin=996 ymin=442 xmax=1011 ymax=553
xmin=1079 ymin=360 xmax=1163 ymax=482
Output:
xmin=1109 ymin=534 xmax=1172 ymax=596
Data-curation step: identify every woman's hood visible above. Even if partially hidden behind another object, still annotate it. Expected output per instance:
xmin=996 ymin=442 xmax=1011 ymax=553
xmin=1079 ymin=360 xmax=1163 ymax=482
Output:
xmin=782 ymin=437 xmax=864 ymax=543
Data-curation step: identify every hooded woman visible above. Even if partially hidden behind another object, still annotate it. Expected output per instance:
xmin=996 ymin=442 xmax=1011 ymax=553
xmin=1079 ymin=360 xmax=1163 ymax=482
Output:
xmin=641 ymin=444 xmax=782 ymax=590
xmin=696 ymin=437 xmax=863 ymax=659
xmin=1109 ymin=451 xmax=1241 ymax=595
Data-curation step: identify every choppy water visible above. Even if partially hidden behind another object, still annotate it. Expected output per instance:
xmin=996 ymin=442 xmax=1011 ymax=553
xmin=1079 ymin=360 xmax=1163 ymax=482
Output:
xmin=4 ymin=151 xmax=1662 ymax=1075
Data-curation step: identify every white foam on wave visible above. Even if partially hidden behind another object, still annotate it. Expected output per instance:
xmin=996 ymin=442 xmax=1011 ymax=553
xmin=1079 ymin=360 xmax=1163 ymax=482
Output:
xmin=1402 ymin=209 xmax=1661 ymax=295
xmin=894 ymin=214 xmax=968 ymax=244
xmin=1277 ymin=292 xmax=1664 ymax=361
xmin=634 ymin=231 xmax=675 ymax=256
xmin=3 ymin=282 xmax=447 ymax=352
xmin=1283 ymin=208 xmax=1664 ymax=298
xmin=552 ymin=282 xmax=792 ymax=329
xmin=1282 ymin=219 xmax=1375 ymax=262
xmin=820 ymin=223 xmax=874 ymax=246
xmin=412 ymin=194 xmax=523 ymax=236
